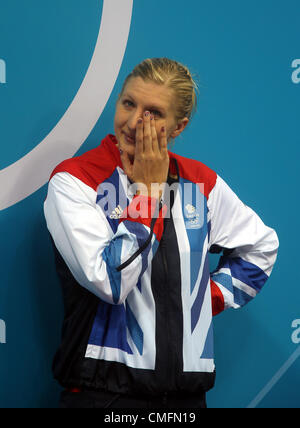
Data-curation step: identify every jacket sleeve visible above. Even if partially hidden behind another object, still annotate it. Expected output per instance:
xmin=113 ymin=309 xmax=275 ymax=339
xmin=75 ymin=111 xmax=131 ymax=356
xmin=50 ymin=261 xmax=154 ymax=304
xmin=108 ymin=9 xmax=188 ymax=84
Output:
xmin=207 ymin=175 xmax=279 ymax=316
xmin=44 ymin=171 xmax=166 ymax=305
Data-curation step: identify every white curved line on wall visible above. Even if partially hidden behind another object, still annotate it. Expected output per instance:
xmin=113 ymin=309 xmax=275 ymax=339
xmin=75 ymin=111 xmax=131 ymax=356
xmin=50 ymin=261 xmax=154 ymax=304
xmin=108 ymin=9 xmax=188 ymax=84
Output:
xmin=0 ymin=0 xmax=133 ymax=211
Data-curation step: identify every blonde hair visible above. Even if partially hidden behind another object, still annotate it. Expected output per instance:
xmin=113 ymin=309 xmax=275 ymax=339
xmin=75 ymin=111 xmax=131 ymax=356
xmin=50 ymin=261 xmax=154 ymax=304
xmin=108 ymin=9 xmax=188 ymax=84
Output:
xmin=119 ymin=57 xmax=199 ymax=122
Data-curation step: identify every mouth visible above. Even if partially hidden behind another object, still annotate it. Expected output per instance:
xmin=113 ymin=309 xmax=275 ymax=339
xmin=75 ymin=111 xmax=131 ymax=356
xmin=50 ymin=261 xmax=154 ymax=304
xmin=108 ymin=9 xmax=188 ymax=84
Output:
xmin=123 ymin=132 xmax=135 ymax=145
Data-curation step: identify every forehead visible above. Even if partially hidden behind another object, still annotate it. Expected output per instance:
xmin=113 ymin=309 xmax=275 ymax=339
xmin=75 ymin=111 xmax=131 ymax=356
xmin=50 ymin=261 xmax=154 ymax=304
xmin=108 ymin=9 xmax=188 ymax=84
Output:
xmin=122 ymin=76 xmax=175 ymax=112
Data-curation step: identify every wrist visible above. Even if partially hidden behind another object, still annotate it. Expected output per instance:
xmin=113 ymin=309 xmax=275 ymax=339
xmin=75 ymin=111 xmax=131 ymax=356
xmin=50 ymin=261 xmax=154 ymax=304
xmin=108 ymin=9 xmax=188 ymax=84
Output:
xmin=136 ymin=183 xmax=164 ymax=200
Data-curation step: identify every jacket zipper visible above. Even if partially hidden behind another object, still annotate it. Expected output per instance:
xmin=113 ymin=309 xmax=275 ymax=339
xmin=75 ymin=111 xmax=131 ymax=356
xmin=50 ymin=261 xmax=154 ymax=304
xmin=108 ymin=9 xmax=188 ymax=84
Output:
xmin=160 ymin=235 xmax=171 ymax=395
xmin=159 ymin=168 xmax=179 ymax=398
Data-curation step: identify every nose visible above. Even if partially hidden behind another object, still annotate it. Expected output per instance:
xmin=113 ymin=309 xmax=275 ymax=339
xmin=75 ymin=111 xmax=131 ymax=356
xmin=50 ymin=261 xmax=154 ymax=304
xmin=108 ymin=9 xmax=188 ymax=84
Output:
xmin=127 ymin=107 xmax=144 ymax=132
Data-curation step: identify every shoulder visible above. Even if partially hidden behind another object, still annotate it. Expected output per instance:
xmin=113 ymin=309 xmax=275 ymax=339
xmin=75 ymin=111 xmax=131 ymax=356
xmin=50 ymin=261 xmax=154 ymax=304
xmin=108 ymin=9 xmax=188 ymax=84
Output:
xmin=49 ymin=134 xmax=121 ymax=191
xmin=169 ymin=151 xmax=217 ymax=199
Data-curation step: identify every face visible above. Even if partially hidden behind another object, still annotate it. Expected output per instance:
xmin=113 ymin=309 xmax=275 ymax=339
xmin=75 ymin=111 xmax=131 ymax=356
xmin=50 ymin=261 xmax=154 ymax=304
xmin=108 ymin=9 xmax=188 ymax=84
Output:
xmin=114 ymin=76 xmax=188 ymax=159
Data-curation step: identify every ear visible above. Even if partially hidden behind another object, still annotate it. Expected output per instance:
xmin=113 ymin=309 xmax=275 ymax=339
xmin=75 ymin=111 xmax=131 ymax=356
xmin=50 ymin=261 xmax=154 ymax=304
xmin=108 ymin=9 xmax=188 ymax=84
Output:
xmin=170 ymin=117 xmax=189 ymax=139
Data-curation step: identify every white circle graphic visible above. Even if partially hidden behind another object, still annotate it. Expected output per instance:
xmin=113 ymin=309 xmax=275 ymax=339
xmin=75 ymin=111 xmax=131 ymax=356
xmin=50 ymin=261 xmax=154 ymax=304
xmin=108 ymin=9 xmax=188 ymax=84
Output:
xmin=0 ymin=0 xmax=133 ymax=210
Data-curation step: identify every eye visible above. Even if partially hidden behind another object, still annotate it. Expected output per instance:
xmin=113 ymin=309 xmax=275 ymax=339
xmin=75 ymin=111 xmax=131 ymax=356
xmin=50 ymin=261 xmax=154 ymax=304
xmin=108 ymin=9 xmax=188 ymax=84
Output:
xmin=150 ymin=110 xmax=162 ymax=117
xmin=123 ymin=99 xmax=134 ymax=107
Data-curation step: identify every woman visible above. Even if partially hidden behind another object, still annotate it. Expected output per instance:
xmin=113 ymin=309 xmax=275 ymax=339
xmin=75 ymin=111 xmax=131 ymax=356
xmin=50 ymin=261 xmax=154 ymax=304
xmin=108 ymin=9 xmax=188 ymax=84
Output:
xmin=44 ymin=58 xmax=279 ymax=408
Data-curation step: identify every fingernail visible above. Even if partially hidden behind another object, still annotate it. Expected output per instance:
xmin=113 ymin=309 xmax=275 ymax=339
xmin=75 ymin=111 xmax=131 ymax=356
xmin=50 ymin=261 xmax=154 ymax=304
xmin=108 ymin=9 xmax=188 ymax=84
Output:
xmin=138 ymin=118 xmax=143 ymax=124
xmin=161 ymin=126 xmax=165 ymax=132
xmin=119 ymin=148 xmax=123 ymax=154
xmin=144 ymin=111 xmax=150 ymax=117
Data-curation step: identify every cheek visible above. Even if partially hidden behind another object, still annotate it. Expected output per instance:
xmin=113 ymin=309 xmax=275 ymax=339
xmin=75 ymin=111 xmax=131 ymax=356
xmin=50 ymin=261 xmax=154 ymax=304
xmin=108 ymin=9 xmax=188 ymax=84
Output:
xmin=114 ymin=104 xmax=125 ymax=126
xmin=114 ymin=116 xmax=125 ymax=138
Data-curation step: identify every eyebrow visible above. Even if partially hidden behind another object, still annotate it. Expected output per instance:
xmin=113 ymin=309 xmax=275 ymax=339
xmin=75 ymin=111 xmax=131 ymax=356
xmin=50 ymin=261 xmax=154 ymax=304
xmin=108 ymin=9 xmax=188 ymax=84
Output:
xmin=123 ymin=92 xmax=166 ymax=114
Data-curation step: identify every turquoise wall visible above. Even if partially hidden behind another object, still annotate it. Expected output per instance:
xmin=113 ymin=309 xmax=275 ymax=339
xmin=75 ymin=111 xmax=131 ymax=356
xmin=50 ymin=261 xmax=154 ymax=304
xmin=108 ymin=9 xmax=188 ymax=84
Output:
xmin=0 ymin=0 xmax=299 ymax=408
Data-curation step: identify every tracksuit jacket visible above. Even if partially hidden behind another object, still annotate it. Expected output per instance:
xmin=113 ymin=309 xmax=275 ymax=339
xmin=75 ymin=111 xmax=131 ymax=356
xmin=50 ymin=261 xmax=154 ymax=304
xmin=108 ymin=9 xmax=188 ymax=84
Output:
xmin=44 ymin=134 xmax=279 ymax=396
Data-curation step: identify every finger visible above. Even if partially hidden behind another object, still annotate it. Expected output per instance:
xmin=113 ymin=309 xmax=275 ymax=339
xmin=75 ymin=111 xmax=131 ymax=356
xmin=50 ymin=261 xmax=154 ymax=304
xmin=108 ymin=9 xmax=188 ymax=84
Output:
xmin=143 ymin=111 xmax=152 ymax=156
xmin=159 ymin=125 xmax=168 ymax=157
xmin=150 ymin=115 xmax=159 ymax=154
xmin=135 ymin=117 xmax=144 ymax=157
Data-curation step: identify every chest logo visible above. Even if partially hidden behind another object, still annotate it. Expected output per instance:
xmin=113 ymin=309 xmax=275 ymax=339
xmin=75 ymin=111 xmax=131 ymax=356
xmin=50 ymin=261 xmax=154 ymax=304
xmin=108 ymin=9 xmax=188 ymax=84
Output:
xmin=184 ymin=204 xmax=201 ymax=229
xmin=109 ymin=205 xmax=124 ymax=219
